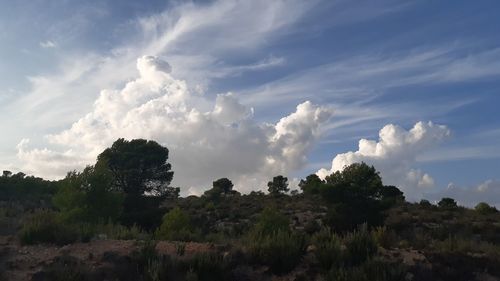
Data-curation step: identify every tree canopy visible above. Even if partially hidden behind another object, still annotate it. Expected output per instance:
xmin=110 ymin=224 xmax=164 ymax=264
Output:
xmin=96 ymin=138 xmax=174 ymax=196
xmin=268 ymin=175 xmax=289 ymax=195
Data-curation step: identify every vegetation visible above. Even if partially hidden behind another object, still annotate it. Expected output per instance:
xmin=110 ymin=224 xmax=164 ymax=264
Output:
xmin=267 ymin=175 xmax=289 ymax=195
xmin=2 ymin=138 xmax=500 ymax=280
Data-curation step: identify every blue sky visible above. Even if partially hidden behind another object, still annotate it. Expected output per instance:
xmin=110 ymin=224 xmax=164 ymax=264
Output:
xmin=1 ymin=0 xmax=499 ymax=204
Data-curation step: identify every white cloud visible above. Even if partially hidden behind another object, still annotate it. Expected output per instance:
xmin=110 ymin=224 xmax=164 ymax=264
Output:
xmin=18 ymin=56 xmax=333 ymax=195
xmin=317 ymin=121 xmax=450 ymax=200
xmin=40 ymin=40 xmax=57 ymax=48
xmin=425 ymin=180 xmax=500 ymax=208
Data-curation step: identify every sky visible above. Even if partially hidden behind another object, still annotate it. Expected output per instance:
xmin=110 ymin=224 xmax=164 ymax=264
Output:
xmin=1 ymin=0 xmax=499 ymax=206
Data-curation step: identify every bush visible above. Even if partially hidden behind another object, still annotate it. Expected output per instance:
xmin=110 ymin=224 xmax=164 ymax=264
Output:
xmin=419 ymin=199 xmax=433 ymax=207
xmin=312 ymin=227 xmax=342 ymax=270
xmin=19 ymin=210 xmax=78 ymax=245
xmin=186 ymin=252 xmax=230 ymax=281
xmin=343 ymin=225 xmax=377 ymax=266
xmin=251 ymin=207 xmax=289 ymax=236
xmin=247 ymin=229 xmax=306 ymax=274
xmin=156 ymin=207 xmax=198 ymax=241
xmin=371 ymin=226 xmax=397 ymax=249
xmin=475 ymin=202 xmax=498 ymax=215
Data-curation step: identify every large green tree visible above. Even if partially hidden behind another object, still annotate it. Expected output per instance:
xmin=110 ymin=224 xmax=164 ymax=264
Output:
xmin=96 ymin=138 xmax=175 ymax=229
xmin=320 ymin=162 xmax=404 ymax=231
xmin=96 ymin=138 xmax=174 ymax=196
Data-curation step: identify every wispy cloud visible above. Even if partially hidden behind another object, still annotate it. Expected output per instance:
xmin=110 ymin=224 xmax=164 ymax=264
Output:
xmin=39 ymin=40 xmax=57 ymax=48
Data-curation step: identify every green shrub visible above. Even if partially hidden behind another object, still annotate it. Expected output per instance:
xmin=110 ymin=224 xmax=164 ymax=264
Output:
xmin=343 ymin=225 xmax=377 ymax=266
xmin=19 ymin=210 xmax=78 ymax=245
xmin=251 ymin=207 xmax=290 ymax=236
xmin=156 ymin=207 xmax=198 ymax=241
xmin=475 ymin=202 xmax=498 ymax=215
xmin=312 ymin=227 xmax=342 ymax=270
xmin=247 ymin=229 xmax=306 ymax=274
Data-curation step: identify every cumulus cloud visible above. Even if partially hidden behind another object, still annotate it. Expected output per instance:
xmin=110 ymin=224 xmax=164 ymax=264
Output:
xmin=317 ymin=121 xmax=450 ymax=200
xmin=18 ymin=56 xmax=333 ymax=194
xmin=425 ymin=180 xmax=500 ymax=208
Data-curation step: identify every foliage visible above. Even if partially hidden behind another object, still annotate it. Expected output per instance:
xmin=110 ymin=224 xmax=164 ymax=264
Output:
xmin=419 ymin=199 xmax=433 ymax=207
xmin=0 ymin=171 xmax=57 ymax=202
xmin=267 ymin=175 xmax=289 ymax=195
xmin=246 ymin=207 xmax=305 ymax=274
xmin=53 ymin=165 xmax=123 ymax=223
xmin=185 ymin=252 xmax=230 ymax=281
xmin=156 ymin=207 xmax=198 ymax=241
xmin=212 ymin=178 xmax=234 ymax=194
xmin=343 ymin=224 xmax=378 ymax=266
xmin=247 ymin=229 xmax=306 ymax=274
xmin=203 ymin=178 xmax=239 ymax=203
xmin=96 ymin=138 xmax=174 ymax=196
xmin=299 ymin=174 xmax=324 ymax=195
xmin=475 ymin=202 xmax=498 ymax=215
xmin=438 ymin=197 xmax=458 ymax=208
xmin=312 ymin=227 xmax=342 ymax=270
xmin=250 ymin=207 xmax=289 ymax=236
xmin=371 ymin=226 xmax=397 ymax=249
xmin=19 ymin=210 xmax=78 ymax=245
xmin=320 ymin=163 xmax=404 ymax=231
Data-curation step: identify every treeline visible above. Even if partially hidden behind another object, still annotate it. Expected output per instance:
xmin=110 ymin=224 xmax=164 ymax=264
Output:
xmin=1 ymin=138 xmax=500 ymax=280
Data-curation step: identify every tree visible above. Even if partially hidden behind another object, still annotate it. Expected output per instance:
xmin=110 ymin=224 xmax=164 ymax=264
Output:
xmin=53 ymin=165 xmax=123 ymax=223
xmin=96 ymin=138 xmax=174 ymax=196
xmin=268 ymin=175 xmax=289 ymax=195
xmin=324 ymin=162 xmax=383 ymax=198
xmin=212 ymin=178 xmax=234 ymax=195
xmin=320 ymin=163 xmax=404 ymax=231
xmin=438 ymin=197 xmax=457 ymax=208
xmin=299 ymin=174 xmax=323 ymax=195
xmin=96 ymin=139 xmax=174 ymax=229
xmin=475 ymin=202 xmax=498 ymax=215
xmin=2 ymin=170 xmax=12 ymax=177
xmin=419 ymin=199 xmax=433 ymax=207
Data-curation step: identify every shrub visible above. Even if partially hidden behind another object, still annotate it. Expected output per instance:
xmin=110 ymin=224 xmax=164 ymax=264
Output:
xmin=371 ymin=226 xmax=397 ymax=249
xmin=312 ymin=227 xmax=342 ymax=270
xmin=343 ymin=225 xmax=377 ymax=266
xmin=475 ymin=202 xmax=498 ymax=215
xmin=19 ymin=210 xmax=78 ymax=245
xmin=247 ymin=229 xmax=306 ymax=274
xmin=186 ymin=252 xmax=229 ymax=281
xmin=251 ymin=207 xmax=289 ymax=236
xmin=419 ymin=199 xmax=433 ymax=207
xmin=156 ymin=207 xmax=198 ymax=241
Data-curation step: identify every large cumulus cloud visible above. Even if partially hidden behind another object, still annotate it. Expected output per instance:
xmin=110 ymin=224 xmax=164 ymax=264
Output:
xmin=317 ymin=121 xmax=450 ymax=200
xmin=18 ymin=56 xmax=333 ymax=194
